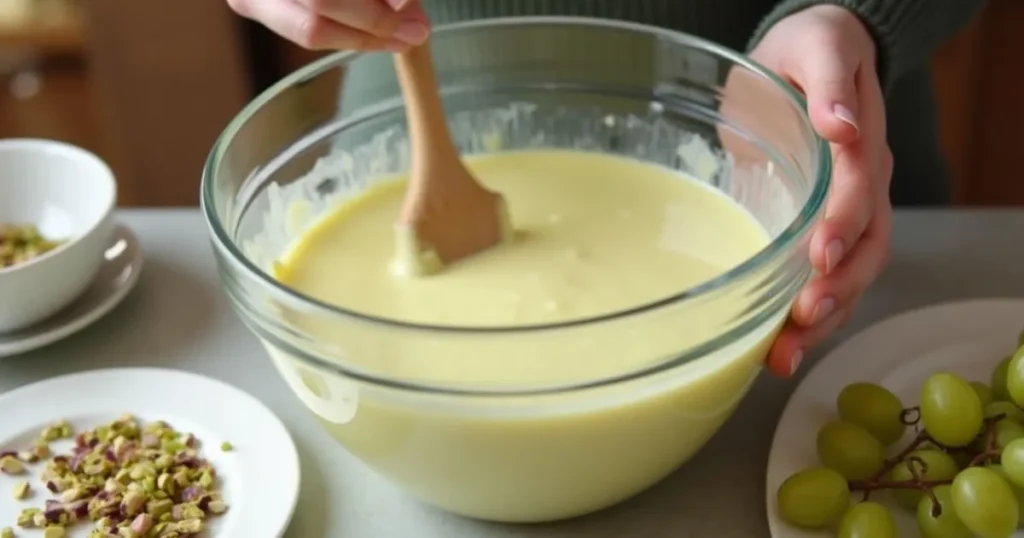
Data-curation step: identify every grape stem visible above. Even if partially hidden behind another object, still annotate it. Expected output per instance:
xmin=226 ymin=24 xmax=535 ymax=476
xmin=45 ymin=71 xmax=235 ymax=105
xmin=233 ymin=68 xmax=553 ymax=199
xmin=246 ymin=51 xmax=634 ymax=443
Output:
xmin=900 ymin=406 xmax=921 ymax=426
xmin=849 ymin=478 xmax=952 ymax=491
xmin=968 ymin=449 xmax=1001 ymax=468
xmin=966 ymin=420 xmax=1002 ymax=467
xmin=852 ymin=412 xmax=1007 ymax=506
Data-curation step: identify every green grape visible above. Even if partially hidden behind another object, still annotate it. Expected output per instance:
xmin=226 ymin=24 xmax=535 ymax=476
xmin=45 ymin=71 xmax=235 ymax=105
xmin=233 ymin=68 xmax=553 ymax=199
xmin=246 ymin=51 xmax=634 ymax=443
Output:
xmin=1007 ymin=346 xmax=1024 ymax=407
xmin=917 ymin=440 xmax=973 ymax=469
xmin=916 ymin=485 xmax=973 ymax=538
xmin=837 ymin=501 xmax=896 ymax=538
xmin=837 ymin=382 xmax=906 ymax=446
xmin=776 ymin=467 xmax=851 ymax=529
xmin=995 ymin=419 xmax=1024 ymax=449
xmin=951 ymin=466 xmax=1020 ymax=537
xmin=1000 ymin=438 xmax=1024 ymax=488
xmin=984 ymin=400 xmax=1024 ymax=424
xmin=889 ymin=449 xmax=960 ymax=510
xmin=816 ymin=421 xmax=886 ymax=480
xmin=993 ymin=355 xmax=1013 ymax=402
xmin=972 ymin=382 xmax=995 ymax=407
xmin=988 ymin=464 xmax=1024 ymax=523
xmin=920 ymin=372 xmax=984 ymax=447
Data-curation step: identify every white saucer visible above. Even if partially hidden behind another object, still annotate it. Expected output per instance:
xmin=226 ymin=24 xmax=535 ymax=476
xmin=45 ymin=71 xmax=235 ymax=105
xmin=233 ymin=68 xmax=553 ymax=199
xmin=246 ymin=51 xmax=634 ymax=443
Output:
xmin=766 ymin=298 xmax=1024 ymax=538
xmin=0 ymin=367 xmax=300 ymax=538
xmin=0 ymin=224 xmax=143 ymax=358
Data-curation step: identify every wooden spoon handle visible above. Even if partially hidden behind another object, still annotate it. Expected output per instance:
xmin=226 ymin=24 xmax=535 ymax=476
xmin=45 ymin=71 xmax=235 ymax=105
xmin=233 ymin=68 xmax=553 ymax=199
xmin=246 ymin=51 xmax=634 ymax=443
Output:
xmin=393 ymin=42 xmax=459 ymax=168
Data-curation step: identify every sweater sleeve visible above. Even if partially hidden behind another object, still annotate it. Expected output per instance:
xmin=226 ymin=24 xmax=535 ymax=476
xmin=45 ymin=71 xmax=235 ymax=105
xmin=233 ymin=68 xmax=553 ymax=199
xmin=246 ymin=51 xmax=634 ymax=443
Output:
xmin=747 ymin=0 xmax=988 ymax=91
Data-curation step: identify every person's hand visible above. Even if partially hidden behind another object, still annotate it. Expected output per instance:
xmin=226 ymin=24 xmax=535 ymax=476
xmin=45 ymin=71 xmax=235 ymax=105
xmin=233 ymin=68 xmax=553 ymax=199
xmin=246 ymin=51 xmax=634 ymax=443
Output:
xmin=226 ymin=0 xmax=430 ymax=52
xmin=750 ymin=5 xmax=893 ymax=378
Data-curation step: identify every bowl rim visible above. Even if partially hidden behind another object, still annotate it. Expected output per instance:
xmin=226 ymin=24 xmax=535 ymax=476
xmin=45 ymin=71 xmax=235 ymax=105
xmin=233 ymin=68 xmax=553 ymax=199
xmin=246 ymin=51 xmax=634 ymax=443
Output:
xmin=0 ymin=138 xmax=118 ymax=276
xmin=202 ymin=16 xmax=831 ymax=334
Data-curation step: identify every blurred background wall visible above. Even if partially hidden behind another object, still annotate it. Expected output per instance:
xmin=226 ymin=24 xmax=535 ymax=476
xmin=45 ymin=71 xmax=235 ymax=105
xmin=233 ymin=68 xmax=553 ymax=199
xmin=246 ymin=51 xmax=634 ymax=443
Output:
xmin=0 ymin=0 xmax=1020 ymax=207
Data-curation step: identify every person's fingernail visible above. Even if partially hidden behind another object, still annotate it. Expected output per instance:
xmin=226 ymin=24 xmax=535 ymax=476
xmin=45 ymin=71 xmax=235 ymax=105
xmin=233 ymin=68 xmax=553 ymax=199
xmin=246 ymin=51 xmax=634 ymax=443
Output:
xmin=789 ymin=349 xmax=804 ymax=377
xmin=825 ymin=239 xmax=844 ymax=274
xmin=384 ymin=40 xmax=410 ymax=53
xmin=386 ymin=0 xmax=410 ymax=10
xmin=833 ymin=103 xmax=859 ymax=133
xmin=812 ymin=297 xmax=835 ymax=324
xmin=394 ymin=20 xmax=429 ymax=45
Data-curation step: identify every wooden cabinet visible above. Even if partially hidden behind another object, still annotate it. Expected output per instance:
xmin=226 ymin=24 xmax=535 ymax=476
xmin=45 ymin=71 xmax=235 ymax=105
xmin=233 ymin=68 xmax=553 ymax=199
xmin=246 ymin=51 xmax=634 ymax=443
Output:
xmin=0 ymin=0 xmax=252 ymax=207
xmin=931 ymin=0 xmax=1024 ymax=205
xmin=0 ymin=58 xmax=103 ymax=156
xmin=80 ymin=0 xmax=252 ymax=207
xmin=0 ymin=1 xmax=101 ymax=157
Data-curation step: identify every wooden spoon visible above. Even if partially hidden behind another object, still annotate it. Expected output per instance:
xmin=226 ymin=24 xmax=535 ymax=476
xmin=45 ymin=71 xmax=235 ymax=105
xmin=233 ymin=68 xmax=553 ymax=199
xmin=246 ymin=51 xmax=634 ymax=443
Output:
xmin=391 ymin=41 xmax=514 ymax=277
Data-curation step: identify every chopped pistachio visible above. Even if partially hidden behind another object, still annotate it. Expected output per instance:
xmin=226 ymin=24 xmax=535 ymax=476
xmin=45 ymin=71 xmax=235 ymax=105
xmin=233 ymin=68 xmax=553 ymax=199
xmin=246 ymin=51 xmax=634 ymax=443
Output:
xmin=45 ymin=477 xmax=72 ymax=493
xmin=176 ymin=518 xmax=203 ymax=533
xmin=42 ymin=526 xmax=65 ymax=538
xmin=129 ymin=513 xmax=153 ymax=535
xmin=121 ymin=490 xmax=147 ymax=516
xmin=40 ymin=426 xmax=61 ymax=442
xmin=55 ymin=420 xmax=73 ymax=439
xmin=155 ymin=472 xmax=172 ymax=491
xmin=12 ymin=482 xmax=30 ymax=500
xmin=172 ymin=470 xmax=189 ymax=487
xmin=220 ymin=441 xmax=233 ymax=452
xmin=0 ymin=224 xmax=67 ymax=269
xmin=82 ymin=460 xmax=107 ymax=476
xmin=175 ymin=503 xmax=204 ymax=521
xmin=6 ymin=416 xmax=228 ymax=535
xmin=15 ymin=509 xmax=38 ymax=527
xmin=33 ymin=440 xmax=50 ymax=458
xmin=102 ymin=478 xmax=123 ymax=494
xmin=162 ymin=439 xmax=184 ymax=454
xmin=59 ymin=487 xmax=82 ymax=503
xmin=114 ymin=468 xmax=131 ymax=485
xmin=154 ymin=454 xmax=172 ymax=470
xmin=0 ymin=455 xmax=25 ymax=475
xmin=147 ymin=498 xmax=173 ymax=518
xmin=207 ymin=499 xmax=228 ymax=515
xmin=0 ymin=527 xmax=13 ymax=538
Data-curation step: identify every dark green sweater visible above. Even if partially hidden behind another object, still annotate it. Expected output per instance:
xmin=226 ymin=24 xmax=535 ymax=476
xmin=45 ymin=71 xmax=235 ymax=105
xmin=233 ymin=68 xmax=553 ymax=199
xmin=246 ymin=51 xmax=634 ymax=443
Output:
xmin=423 ymin=1 xmax=987 ymax=206
xmin=340 ymin=1 xmax=985 ymax=206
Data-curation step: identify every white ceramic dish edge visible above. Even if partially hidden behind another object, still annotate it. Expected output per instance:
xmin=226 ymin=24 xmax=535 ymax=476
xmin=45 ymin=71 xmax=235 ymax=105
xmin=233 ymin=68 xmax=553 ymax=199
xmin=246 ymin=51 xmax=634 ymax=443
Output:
xmin=766 ymin=298 xmax=1024 ymax=537
xmin=0 ymin=138 xmax=118 ymax=332
xmin=0 ymin=223 xmax=142 ymax=358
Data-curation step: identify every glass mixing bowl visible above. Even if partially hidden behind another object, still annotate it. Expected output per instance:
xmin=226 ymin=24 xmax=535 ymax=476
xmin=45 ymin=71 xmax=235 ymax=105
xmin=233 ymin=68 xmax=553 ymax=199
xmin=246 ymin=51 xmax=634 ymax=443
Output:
xmin=202 ymin=17 xmax=829 ymax=523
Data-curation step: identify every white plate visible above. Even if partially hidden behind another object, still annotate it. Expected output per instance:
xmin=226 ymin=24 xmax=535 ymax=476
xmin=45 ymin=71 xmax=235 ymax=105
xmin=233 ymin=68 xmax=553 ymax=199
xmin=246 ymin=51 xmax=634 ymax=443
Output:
xmin=766 ymin=298 xmax=1024 ymax=538
xmin=0 ymin=367 xmax=300 ymax=537
xmin=0 ymin=224 xmax=143 ymax=358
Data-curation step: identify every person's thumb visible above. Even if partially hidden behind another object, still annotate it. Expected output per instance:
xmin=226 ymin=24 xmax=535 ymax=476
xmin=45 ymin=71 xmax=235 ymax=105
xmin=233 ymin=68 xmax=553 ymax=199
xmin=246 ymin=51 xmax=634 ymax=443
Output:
xmin=799 ymin=51 xmax=861 ymax=145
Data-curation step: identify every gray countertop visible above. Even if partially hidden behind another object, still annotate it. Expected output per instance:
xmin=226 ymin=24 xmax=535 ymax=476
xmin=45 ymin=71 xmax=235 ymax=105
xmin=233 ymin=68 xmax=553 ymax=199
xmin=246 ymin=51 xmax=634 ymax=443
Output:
xmin=1 ymin=208 xmax=1022 ymax=538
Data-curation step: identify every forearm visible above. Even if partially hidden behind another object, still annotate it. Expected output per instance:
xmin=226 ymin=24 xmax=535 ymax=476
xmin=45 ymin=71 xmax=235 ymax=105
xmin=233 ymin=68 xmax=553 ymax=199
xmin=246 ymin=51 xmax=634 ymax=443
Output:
xmin=748 ymin=0 xmax=988 ymax=90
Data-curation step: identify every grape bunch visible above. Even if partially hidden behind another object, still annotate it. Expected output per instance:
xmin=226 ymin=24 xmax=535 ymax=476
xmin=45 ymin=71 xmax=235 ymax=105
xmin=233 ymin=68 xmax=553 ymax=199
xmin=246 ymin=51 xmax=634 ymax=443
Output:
xmin=777 ymin=329 xmax=1024 ymax=538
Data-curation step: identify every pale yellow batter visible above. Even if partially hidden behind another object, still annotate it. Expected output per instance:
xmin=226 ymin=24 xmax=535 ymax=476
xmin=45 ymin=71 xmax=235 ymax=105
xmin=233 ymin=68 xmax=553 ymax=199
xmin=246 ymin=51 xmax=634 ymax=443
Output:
xmin=278 ymin=150 xmax=766 ymax=327
xmin=267 ymin=150 xmax=785 ymax=522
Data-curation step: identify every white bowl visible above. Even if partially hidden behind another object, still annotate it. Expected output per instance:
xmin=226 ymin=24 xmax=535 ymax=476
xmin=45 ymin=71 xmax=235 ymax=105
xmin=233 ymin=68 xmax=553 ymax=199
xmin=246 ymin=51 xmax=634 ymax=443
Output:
xmin=0 ymin=139 xmax=117 ymax=333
